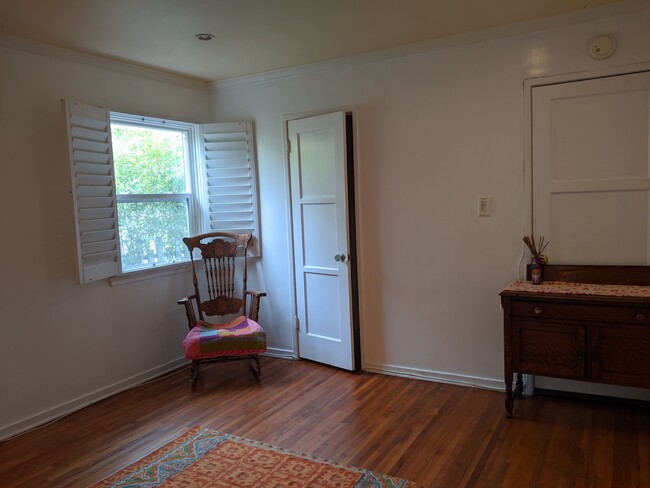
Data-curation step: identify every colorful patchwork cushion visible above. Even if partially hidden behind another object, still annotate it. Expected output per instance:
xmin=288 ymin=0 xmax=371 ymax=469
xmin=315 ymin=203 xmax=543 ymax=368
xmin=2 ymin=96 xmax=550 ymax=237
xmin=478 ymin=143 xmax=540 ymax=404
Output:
xmin=183 ymin=316 xmax=267 ymax=359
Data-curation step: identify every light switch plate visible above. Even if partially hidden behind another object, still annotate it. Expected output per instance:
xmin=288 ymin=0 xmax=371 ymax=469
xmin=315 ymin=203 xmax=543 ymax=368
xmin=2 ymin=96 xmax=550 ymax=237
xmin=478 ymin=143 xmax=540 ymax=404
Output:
xmin=478 ymin=196 xmax=491 ymax=217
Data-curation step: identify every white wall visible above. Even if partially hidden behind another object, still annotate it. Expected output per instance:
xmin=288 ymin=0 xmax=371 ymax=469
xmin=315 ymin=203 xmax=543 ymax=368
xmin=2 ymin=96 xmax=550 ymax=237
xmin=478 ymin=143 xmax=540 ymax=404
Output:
xmin=210 ymin=9 xmax=650 ymax=387
xmin=0 ymin=46 xmax=210 ymax=438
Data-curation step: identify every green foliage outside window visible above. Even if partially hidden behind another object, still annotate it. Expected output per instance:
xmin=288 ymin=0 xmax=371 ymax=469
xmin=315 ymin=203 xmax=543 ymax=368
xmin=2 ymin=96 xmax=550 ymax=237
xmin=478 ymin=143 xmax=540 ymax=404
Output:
xmin=111 ymin=124 xmax=191 ymax=271
xmin=112 ymin=125 xmax=186 ymax=194
xmin=116 ymin=201 xmax=189 ymax=270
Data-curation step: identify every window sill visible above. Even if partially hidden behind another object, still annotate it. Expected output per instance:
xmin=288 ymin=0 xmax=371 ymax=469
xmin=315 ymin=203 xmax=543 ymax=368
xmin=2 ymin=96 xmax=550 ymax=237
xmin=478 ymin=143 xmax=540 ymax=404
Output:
xmin=109 ymin=261 xmax=192 ymax=286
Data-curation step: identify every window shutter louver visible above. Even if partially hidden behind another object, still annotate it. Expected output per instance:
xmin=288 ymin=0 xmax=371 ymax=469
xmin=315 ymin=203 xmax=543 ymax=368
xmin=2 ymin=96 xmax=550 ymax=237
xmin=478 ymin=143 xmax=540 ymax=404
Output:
xmin=63 ymin=100 xmax=121 ymax=283
xmin=200 ymin=121 xmax=261 ymax=255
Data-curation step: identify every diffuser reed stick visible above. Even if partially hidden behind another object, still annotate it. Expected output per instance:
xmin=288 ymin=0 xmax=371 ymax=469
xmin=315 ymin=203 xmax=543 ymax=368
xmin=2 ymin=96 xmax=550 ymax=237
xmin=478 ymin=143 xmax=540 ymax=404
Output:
xmin=522 ymin=235 xmax=548 ymax=258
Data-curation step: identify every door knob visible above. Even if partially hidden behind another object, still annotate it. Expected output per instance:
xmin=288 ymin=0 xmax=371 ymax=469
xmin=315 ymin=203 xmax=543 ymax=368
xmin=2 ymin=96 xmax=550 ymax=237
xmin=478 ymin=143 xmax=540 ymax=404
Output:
xmin=334 ymin=254 xmax=347 ymax=262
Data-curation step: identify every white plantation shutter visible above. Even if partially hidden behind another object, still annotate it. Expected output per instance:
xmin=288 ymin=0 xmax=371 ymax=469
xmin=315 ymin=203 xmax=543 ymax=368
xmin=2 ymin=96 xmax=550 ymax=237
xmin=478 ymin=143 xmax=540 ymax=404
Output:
xmin=63 ymin=100 xmax=121 ymax=283
xmin=200 ymin=122 xmax=261 ymax=255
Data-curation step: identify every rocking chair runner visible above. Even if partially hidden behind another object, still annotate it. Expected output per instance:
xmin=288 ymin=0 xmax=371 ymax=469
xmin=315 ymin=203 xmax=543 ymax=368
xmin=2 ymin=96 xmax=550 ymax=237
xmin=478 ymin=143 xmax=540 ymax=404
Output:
xmin=178 ymin=232 xmax=267 ymax=381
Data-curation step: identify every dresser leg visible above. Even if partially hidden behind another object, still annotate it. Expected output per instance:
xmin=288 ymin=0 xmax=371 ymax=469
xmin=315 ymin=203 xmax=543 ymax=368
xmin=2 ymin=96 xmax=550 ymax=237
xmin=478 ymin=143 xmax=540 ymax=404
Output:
xmin=506 ymin=373 xmax=525 ymax=417
xmin=505 ymin=383 xmax=514 ymax=417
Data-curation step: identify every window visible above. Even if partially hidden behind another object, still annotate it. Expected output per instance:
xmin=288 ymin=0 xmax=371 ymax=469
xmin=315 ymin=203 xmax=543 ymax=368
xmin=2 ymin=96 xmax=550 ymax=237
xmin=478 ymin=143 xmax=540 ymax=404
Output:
xmin=63 ymin=100 xmax=260 ymax=284
xmin=110 ymin=115 xmax=196 ymax=272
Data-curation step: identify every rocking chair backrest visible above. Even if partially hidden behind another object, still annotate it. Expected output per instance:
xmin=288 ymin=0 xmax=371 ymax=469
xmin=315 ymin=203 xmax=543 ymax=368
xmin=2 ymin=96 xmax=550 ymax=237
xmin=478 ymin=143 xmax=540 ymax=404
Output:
xmin=183 ymin=232 xmax=251 ymax=321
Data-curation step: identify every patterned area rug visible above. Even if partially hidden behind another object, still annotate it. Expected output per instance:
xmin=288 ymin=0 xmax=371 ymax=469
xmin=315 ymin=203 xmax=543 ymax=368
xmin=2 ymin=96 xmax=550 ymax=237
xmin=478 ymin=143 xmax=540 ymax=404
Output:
xmin=92 ymin=427 xmax=419 ymax=487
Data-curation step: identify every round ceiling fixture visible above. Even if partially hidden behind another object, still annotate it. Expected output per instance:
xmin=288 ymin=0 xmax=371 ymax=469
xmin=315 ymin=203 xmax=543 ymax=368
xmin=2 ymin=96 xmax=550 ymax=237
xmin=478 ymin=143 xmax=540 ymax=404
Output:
xmin=195 ymin=33 xmax=215 ymax=41
xmin=588 ymin=34 xmax=616 ymax=59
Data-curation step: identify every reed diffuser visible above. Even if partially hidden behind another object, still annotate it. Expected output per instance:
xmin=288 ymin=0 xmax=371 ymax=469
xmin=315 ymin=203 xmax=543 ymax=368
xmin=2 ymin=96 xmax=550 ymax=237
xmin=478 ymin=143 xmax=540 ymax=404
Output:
xmin=523 ymin=235 xmax=548 ymax=285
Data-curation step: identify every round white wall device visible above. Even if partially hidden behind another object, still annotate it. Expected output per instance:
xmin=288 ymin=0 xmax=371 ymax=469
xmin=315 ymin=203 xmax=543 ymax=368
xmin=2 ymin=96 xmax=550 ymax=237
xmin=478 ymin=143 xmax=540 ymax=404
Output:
xmin=588 ymin=34 xmax=616 ymax=59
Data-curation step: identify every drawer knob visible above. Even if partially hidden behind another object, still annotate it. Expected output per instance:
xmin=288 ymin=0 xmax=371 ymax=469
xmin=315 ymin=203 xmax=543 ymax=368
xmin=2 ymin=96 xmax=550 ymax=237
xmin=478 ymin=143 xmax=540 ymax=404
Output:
xmin=636 ymin=313 xmax=646 ymax=322
xmin=534 ymin=307 xmax=543 ymax=315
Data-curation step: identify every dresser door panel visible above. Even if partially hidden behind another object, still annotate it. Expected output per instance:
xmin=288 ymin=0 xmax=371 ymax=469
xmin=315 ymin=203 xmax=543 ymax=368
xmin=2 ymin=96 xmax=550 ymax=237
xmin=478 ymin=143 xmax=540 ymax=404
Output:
xmin=513 ymin=319 xmax=585 ymax=379
xmin=591 ymin=326 xmax=650 ymax=388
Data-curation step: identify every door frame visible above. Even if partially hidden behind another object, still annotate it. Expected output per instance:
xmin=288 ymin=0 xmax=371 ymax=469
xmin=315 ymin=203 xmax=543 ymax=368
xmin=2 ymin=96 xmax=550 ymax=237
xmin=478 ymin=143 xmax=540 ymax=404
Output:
xmin=282 ymin=107 xmax=363 ymax=370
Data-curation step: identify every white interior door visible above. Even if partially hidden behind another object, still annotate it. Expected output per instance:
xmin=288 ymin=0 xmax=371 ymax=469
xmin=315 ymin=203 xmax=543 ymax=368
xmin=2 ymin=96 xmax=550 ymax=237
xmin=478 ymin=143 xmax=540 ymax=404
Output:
xmin=288 ymin=111 xmax=354 ymax=370
xmin=532 ymin=71 xmax=650 ymax=264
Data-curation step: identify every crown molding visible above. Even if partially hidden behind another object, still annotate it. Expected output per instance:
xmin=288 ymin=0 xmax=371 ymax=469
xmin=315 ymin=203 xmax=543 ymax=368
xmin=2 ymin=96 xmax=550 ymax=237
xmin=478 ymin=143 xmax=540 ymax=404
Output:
xmin=213 ymin=0 xmax=650 ymax=90
xmin=0 ymin=34 xmax=210 ymax=91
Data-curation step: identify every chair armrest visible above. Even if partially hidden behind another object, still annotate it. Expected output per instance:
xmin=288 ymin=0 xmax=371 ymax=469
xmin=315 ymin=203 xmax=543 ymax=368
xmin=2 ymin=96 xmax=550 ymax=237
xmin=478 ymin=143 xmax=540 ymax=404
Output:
xmin=245 ymin=290 xmax=266 ymax=322
xmin=177 ymin=294 xmax=197 ymax=305
xmin=245 ymin=291 xmax=267 ymax=298
xmin=178 ymin=294 xmax=198 ymax=330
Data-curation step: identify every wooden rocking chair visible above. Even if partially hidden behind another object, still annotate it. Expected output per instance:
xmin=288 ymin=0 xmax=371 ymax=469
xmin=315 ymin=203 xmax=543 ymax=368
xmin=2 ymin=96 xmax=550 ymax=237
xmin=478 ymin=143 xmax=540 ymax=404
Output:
xmin=178 ymin=232 xmax=266 ymax=382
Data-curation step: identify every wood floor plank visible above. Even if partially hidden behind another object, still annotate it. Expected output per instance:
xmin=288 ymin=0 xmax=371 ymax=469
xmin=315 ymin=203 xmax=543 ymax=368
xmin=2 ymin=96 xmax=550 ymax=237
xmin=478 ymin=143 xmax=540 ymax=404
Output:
xmin=1 ymin=357 xmax=649 ymax=487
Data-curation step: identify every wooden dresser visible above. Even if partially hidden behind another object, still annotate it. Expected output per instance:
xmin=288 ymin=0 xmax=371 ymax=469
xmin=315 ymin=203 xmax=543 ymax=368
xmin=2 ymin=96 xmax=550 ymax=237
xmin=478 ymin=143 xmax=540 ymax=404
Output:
xmin=500 ymin=265 xmax=650 ymax=417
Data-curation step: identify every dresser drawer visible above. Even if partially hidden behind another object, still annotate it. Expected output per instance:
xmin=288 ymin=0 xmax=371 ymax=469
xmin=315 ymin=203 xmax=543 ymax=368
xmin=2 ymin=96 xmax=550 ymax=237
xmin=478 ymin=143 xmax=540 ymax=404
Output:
xmin=510 ymin=300 xmax=650 ymax=325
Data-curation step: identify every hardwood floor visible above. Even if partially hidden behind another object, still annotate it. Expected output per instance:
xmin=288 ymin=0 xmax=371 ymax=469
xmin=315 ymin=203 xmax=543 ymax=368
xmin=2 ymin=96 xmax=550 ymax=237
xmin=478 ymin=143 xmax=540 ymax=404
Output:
xmin=1 ymin=357 xmax=649 ymax=487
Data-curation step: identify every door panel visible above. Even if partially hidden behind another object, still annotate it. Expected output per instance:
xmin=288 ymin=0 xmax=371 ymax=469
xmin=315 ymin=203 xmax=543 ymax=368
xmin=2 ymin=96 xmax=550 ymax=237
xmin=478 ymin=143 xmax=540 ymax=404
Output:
xmin=304 ymin=273 xmax=341 ymax=340
xmin=302 ymin=204 xmax=337 ymax=268
xmin=549 ymin=89 xmax=649 ymax=180
xmin=289 ymin=111 xmax=354 ymax=370
xmin=297 ymin=129 xmax=337 ymax=198
xmin=549 ymin=191 xmax=648 ymax=264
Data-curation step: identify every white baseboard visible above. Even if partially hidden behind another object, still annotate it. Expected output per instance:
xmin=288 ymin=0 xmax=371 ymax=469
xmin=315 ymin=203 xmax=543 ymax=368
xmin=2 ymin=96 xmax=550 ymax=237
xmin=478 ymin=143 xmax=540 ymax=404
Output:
xmin=263 ymin=347 xmax=296 ymax=360
xmin=0 ymin=357 xmax=189 ymax=442
xmin=363 ymin=361 xmax=504 ymax=391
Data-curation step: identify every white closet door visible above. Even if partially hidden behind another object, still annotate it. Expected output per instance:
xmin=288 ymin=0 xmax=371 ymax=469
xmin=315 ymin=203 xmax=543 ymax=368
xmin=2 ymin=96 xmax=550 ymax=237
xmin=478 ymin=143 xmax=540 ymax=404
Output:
xmin=532 ymin=71 xmax=650 ymax=265
xmin=289 ymin=112 xmax=354 ymax=371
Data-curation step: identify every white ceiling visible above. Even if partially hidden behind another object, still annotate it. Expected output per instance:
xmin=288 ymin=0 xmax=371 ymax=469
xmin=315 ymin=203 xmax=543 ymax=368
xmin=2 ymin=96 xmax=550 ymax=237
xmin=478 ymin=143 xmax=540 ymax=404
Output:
xmin=0 ymin=0 xmax=628 ymax=81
